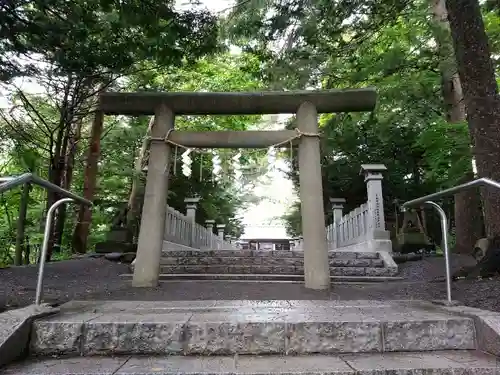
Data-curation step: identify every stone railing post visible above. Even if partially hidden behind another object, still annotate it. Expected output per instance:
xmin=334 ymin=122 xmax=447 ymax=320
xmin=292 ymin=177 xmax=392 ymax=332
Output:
xmin=217 ymin=224 xmax=225 ymax=239
xmin=360 ymin=164 xmax=387 ymax=238
xmin=329 ymin=198 xmax=345 ymax=249
xmin=217 ymin=224 xmax=226 ymax=250
xmin=228 ymin=236 xmax=235 ymax=249
xmin=205 ymin=220 xmax=215 ymax=232
xmin=230 ymin=236 xmax=238 ymax=249
xmin=184 ymin=197 xmax=200 ymax=247
xmin=205 ymin=220 xmax=215 ymax=248
xmin=184 ymin=197 xmax=200 ymax=221
xmin=225 ymin=235 xmax=235 ymax=250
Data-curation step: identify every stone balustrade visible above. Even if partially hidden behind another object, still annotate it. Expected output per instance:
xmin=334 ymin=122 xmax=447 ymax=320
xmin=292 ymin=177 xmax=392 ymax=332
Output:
xmin=163 ymin=198 xmax=235 ymax=251
xmin=327 ymin=202 xmax=371 ymax=248
xmin=296 ymin=164 xmax=392 ymax=253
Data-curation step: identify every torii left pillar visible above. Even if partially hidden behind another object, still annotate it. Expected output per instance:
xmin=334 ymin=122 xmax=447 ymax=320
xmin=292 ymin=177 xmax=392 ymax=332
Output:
xmin=133 ymin=105 xmax=173 ymax=287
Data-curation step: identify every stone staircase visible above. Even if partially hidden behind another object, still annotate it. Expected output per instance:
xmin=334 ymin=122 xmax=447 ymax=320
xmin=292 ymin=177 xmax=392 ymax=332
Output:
xmin=131 ymin=249 xmax=399 ymax=281
xmin=4 ymin=299 xmax=500 ymax=374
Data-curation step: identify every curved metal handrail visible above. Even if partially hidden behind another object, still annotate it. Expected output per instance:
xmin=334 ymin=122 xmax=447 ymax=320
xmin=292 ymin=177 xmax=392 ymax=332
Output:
xmin=0 ymin=173 xmax=92 ymax=205
xmin=401 ymin=178 xmax=500 ymax=209
xmin=0 ymin=173 xmax=92 ymax=304
xmin=401 ymin=177 xmax=500 ymax=304
xmin=35 ymin=198 xmax=76 ymax=304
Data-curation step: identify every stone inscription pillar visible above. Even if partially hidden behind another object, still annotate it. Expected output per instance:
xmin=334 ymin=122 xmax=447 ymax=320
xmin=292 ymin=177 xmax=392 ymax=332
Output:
xmin=132 ymin=105 xmax=174 ymax=287
xmin=360 ymin=164 xmax=387 ymax=237
xmin=297 ymin=101 xmax=330 ymax=290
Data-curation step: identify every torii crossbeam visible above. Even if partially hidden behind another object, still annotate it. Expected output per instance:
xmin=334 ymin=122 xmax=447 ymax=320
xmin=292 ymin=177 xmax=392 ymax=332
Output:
xmin=97 ymin=88 xmax=377 ymax=290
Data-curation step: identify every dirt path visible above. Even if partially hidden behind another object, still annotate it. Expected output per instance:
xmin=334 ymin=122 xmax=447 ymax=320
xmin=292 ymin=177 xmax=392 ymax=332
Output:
xmin=1 ymin=255 xmax=499 ymax=312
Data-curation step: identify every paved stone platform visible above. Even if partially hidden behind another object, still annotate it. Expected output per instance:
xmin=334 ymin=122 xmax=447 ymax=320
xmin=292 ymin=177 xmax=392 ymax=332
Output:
xmin=120 ymin=274 xmax=405 ymax=282
xmin=30 ymin=300 xmax=475 ymax=356
xmin=158 ymin=250 xmax=398 ymax=277
xmin=5 ymin=350 xmax=499 ymax=375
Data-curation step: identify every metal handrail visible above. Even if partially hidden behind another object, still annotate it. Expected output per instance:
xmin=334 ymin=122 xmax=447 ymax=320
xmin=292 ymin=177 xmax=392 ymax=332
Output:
xmin=402 ymin=178 xmax=500 ymax=208
xmin=0 ymin=173 xmax=92 ymax=304
xmin=0 ymin=173 xmax=92 ymax=205
xmin=401 ymin=177 xmax=500 ymax=304
xmin=35 ymin=198 xmax=75 ymax=304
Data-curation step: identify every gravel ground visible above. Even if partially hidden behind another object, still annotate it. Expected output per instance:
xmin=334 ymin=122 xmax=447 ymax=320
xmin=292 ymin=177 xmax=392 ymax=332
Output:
xmin=1 ymin=254 xmax=499 ymax=312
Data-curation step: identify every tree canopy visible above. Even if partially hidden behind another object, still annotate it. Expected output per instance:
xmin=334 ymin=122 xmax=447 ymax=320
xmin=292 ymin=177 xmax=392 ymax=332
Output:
xmin=0 ymin=0 xmax=219 ymax=81
xmin=0 ymin=0 xmax=499 ymax=266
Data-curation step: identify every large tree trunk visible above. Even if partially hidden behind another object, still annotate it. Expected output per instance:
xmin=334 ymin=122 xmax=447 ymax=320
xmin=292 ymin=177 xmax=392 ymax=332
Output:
xmin=126 ymin=116 xmax=154 ymax=241
xmin=44 ymin=118 xmax=67 ymax=260
xmin=72 ymin=111 xmax=104 ymax=253
xmin=49 ymin=121 xmax=71 ymax=256
xmin=44 ymin=78 xmax=75 ymax=260
xmin=14 ymin=182 xmax=30 ymax=265
xmin=53 ymin=119 xmax=83 ymax=251
xmin=446 ymin=0 xmax=500 ymax=237
xmin=431 ymin=0 xmax=484 ymax=253
xmin=454 ymin=171 xmax=484 ymax=252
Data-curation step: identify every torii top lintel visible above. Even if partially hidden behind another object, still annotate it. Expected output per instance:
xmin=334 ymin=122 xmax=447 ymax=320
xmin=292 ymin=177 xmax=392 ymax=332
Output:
xmin=98 ymin=88 xmax=377 ymax=116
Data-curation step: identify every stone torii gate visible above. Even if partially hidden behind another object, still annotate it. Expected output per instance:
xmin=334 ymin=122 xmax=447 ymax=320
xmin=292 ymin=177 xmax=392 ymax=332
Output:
xmin=97 ymin=89 xmax=376 ymax=290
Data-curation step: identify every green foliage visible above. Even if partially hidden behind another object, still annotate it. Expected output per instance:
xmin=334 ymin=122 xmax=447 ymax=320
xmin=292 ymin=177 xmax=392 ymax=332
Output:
xmin=0 ymin=49 xmax=268 ymax=264
xmin=129 ymin=53 xmax=269 ymax=237
xmin=1 ymin=0 xmax=499 ymax=261
xmin=0 ymin=0 xmax=226 ymax=265
xmin=417 ymin=119 xmax=472 ymax=186
xmin=483 ymin=8 xmax=500 ymax=71
xmin=0 ymin=0 xmax=219 ymax=81
xmin=224 ymin=0 xmax=411 ymax=89
xmin=231 ymin=0 xmax=498 ymax=236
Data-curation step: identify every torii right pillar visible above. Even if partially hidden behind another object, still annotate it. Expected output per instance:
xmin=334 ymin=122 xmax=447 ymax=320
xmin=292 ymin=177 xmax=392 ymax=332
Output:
xmin=297 ymin=102 xmax=330 ymax=290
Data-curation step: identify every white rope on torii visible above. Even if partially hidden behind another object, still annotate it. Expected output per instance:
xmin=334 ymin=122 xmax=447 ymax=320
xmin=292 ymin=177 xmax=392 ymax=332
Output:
xmin=144 ymin=127 xmax=321 ymax=181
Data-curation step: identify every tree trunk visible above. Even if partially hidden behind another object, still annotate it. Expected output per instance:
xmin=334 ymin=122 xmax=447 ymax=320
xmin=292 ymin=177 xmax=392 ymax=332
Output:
xmin=44 ymin=77 xmax=75 ymax=260
xmin=49 ymin=121 xmax=72 ymax=255
xmin=446 ymin=0 xmax=500 ymax=237
xmin=72 ymin=110 xmax=104 ymax=253
xmin=44 ymin=120 xmax=66 ymax=261
xmin=14 ymin=182 xmax=30 ymax=265
xmin=53 ymin=119 xmax=83 ymax=251
xmin=454 ymin=171 xmax=484 ymax=251
xmin=126 ymin=116 xmax=154 ymax=241
xmin=431 ymin=0 xmax=465 ymax=122
xmin=432 ymin=0 xmax=484 ymax=253
xmin=420 ymin=207 xmax=428 ymax=236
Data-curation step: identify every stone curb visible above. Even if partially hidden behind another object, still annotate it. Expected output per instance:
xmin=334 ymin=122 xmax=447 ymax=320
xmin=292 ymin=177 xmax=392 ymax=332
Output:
xmin=430 ymin=300 xmax=500 ymax=357
xmin=0 ymin=304 xmax=59 ymax=367
xmin=30 ymin=301 xmax=475 ymax=356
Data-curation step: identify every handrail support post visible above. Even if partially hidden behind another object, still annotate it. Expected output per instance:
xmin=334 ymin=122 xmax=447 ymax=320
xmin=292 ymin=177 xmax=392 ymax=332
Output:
xmin=424 ymin=201 xmax=452 ymax=304
xmin=35 ymin=198 xmax=75 ymax=305
xmin=400 ymin=177 xmax=500 ymax=305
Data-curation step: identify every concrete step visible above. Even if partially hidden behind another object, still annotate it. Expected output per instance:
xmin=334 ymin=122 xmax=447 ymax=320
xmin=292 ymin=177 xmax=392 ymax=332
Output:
xmin=5 ymin=350 xmax=498 ymax=375
xmin=30 ymin=300 xmax=475 ymax=356
xmin=120 ymin=273 xmax=405 ymax=282
xmin=160 ymin=256 xmax=385 ymax=268
xmin=162 ymin=250 xmax=381 ymax=260
xmin=155 ymin=250 xmax=398 ymax=278
xmin=158 ymin=265 xmax=396 ymax=276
